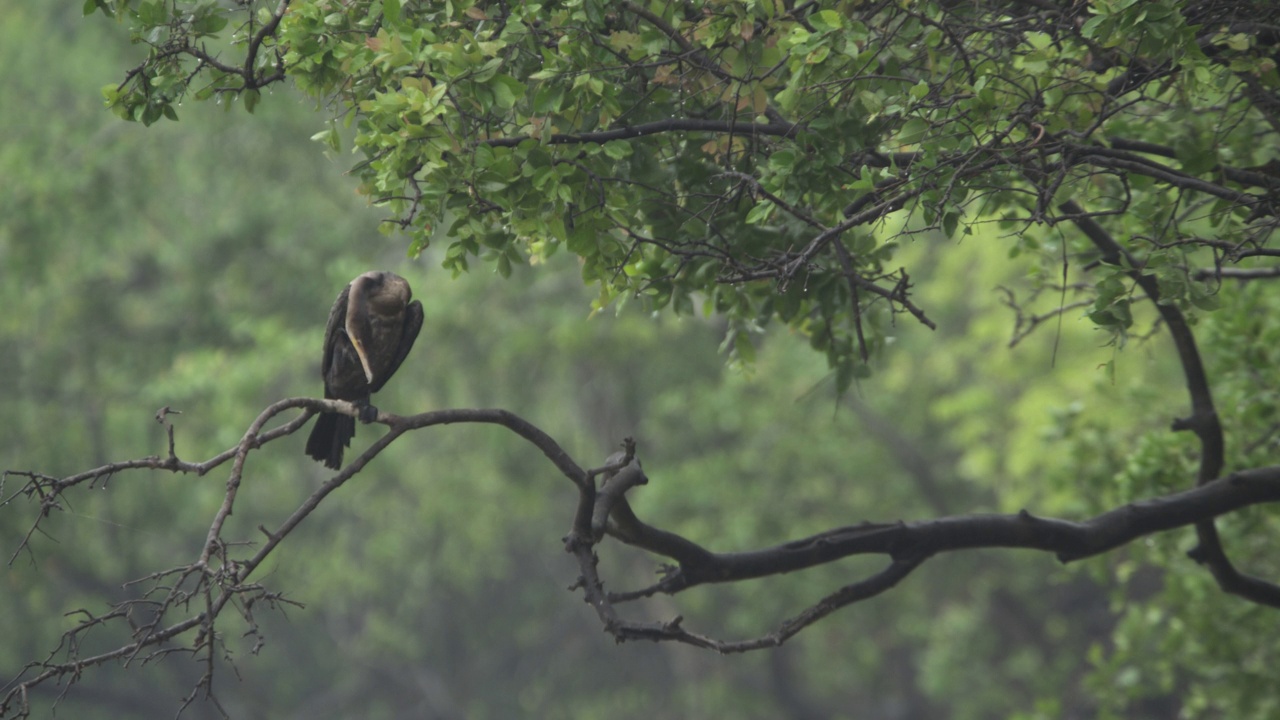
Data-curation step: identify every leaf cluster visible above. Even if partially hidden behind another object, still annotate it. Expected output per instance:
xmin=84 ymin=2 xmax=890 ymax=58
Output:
xmin=86 ymin=0 xmax=1279 ymax=391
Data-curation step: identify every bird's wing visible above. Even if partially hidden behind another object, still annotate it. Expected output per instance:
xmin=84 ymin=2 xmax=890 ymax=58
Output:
xmin=319 ymin=284 xmax=352 ymax=389
xmin=368 ymin=299 xmax=423 ymax=393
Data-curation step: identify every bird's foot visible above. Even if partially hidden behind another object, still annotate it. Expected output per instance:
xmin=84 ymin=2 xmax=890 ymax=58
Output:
xmin=358 ymin=404 xmax=380 ymax=424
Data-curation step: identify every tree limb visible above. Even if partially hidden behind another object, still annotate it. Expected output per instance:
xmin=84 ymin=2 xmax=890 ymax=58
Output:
xmin=1060 ymin=199 xmax=1280 ymax=607
xmin=480 ymin=118 xmax=801 ymax=148
xmin=6 ymin=396 xmax=1280 ymax=716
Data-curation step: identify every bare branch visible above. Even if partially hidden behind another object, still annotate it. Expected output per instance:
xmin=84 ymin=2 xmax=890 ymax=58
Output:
xmin=7 ymin=397 xmax=1280 ymax=713
xmin=1192 ymin=265 xmax=1280 ymax=281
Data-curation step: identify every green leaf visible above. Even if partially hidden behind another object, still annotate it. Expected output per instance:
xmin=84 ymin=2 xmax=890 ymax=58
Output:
xmin=602 ymin=140 xmax=631 ymax=159
xmin=192 ymin=12 xmax=228 ymax=36
xmin=942 ymin=211 xmax=961 ymax=238
xmin=490 ymin=75 xmax=523 ymax=109
xmin=768 ymin=148 xmax=797 ymax=172
xmin=834 ymin=358 xmax=854 ymax=395
xmin=140 ymin=103 xmax=163 ymax=126
xmin=310 ymin=127 xmax=342 ymax=152
xmin=1080 ymin=15 xmax=1106 ymax=40
xmin=805 ymin=45 xmax=831 ymax=65
xmin=382 ymin=0 xmax=401 ymax=26
xmin=1226 ymin=33 xmax=1251 ymax=51
xmin=1189 ymin=284 xmax=1221 ymax=311
xmin=137 ymin=1 xmax=168 ymax=25
xmin=532 ymin=83 xmax=564 ymax=113
xmin=810 ymin=10 xmax=843 ymax=31
xmin=745 ymin=201 xmax=774 ymax=225
xmin=898 ymin=118 xmax=929 ymax=145
xmin=1089 ymin=299 xmax=1133 ymax=329
xmin=732 ymin=330 xmax=756 ymax=363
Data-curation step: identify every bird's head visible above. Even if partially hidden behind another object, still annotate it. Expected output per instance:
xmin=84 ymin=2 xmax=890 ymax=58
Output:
xmin=345 ymin=271 xmax=414 ymax=384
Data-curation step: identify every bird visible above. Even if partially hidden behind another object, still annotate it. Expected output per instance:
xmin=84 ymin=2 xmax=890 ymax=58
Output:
xmin=305 ymin=271 xmax=424 ymax=469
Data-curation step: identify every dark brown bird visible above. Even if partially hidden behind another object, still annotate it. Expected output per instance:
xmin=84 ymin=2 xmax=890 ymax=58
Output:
xmin=305 ymin=271 xmax=424 ymax=469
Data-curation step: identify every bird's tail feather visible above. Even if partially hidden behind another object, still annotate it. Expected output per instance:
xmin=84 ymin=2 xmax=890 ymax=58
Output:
xmin=305 ymin=412 xmax=356 ymax=469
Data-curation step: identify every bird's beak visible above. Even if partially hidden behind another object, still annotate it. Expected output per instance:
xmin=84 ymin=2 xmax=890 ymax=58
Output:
xmin=350 ymin=336 xmax=376 ymax=385
xmin=345 ymin=272 xmax=384 ymax=386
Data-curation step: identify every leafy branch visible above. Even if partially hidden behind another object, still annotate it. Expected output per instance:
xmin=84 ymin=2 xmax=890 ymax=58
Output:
xmin=83 ymin=0 xmax=1280 ymax=395
xmin=1061 ymin=198 xmax=1280 ymax=606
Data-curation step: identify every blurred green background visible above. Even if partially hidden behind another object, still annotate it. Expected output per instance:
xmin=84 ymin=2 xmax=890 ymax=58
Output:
xmin=4 ymin=4 xmax=1279 ymax=719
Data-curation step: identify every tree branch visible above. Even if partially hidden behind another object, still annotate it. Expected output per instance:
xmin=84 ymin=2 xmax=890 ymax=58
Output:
xmin=1193 ymin=265 xmax=1280 ymax=281
xmin=480 ymin=118 xmax=800 ymax=148
xmin=6 ymin=399 xmax=1280 ymax=716
xmin=1060 ymin=199 xmax=1280 ymax=607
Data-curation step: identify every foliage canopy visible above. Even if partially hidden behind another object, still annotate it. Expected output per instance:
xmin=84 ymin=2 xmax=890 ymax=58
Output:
xmin=95 ymin=0 xmax=1279 ymax=386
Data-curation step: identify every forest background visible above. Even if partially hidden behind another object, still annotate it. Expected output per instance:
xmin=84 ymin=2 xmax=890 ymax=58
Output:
xmin=2 ymin=2 xmax=1279 ymax=719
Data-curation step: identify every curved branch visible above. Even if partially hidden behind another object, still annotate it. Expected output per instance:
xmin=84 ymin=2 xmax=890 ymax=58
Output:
xmin=241 ymin=0 xmax=291 ymax=89
xmin=1069 ymin=145 xmax=1268 ymax=212
xmin=1060 ymin=199 xmax=1280 ymax=607
xmin=6 ymin=401 xmax=1280 ymax=716
xmin=601 ymin=466 xmax=1280 ymax=589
